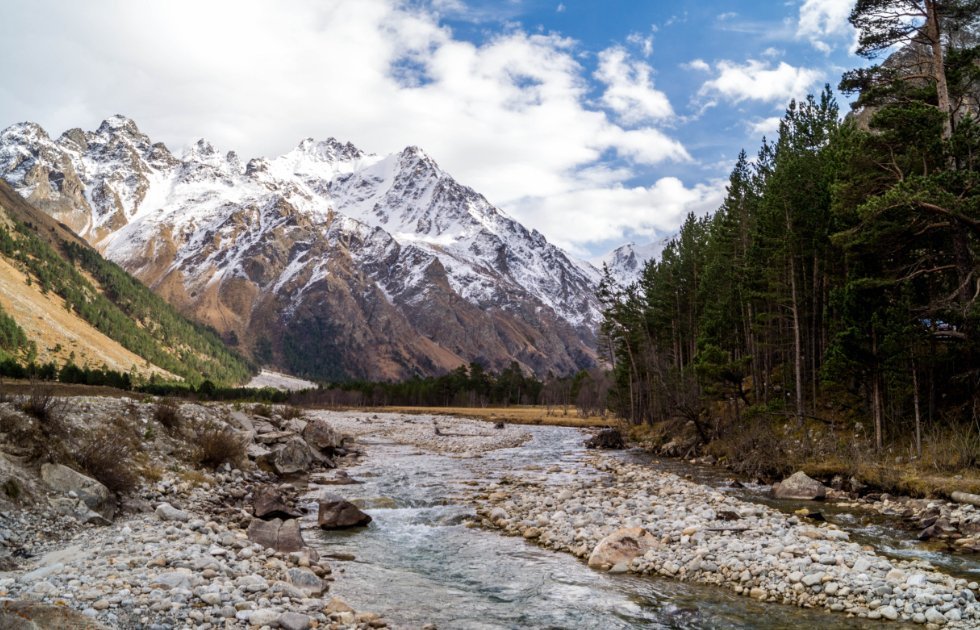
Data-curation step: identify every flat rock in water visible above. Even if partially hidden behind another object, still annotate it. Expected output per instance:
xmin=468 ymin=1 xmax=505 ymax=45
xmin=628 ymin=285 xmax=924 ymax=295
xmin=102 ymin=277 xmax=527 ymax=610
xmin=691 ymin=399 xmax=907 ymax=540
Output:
xmin=587 ymin=527 xmax=658 ymax=570
xmin=317 ymin=494 xmax=372 ymax=529
xmin=773 ymin=471 xmax=827 ymax=501
xmin=311 ymin=470 xmax=361 ymax=485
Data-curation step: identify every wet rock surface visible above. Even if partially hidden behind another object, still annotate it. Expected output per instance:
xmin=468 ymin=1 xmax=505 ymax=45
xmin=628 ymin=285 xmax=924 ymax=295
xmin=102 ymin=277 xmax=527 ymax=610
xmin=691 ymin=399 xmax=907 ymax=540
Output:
xmin=773 ymin=471 xmax=828 ymax=501
xmin=317 ymin=495 xmax=372 ymax=530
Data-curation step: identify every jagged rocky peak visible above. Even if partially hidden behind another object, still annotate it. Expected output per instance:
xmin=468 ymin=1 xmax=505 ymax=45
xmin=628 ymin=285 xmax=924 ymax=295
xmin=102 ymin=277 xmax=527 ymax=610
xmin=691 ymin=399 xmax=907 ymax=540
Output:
xmin=96 ymin=114 xmax=144 ymax=137
xmin=399 ymin=145 xmax=439 ymax=171
xmin=0 ymin=121 xmax=51 ymax=145
xmin=602 ymin=238 xmax=670 ymax=285
xmin=295 ymin=137 xmax=364 ymax=162
xmin=245 ymin=157 xmax=269 ymax=176
xmin=184 ymin=138 xmax=218 ymax=159
xmin=58 ymin=128 xmax=89 ymax=151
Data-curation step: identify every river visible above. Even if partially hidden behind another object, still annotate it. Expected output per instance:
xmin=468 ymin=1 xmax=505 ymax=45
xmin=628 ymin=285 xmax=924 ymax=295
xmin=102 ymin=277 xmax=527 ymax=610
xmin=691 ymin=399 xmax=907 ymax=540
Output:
xmin=302 ymin=423 xmax=972 ymax=629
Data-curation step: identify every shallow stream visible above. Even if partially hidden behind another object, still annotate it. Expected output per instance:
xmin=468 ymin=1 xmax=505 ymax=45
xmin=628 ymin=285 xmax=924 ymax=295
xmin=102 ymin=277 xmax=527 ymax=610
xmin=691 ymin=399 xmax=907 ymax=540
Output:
xmin=302 ymin=425 xmax=954 ymax=629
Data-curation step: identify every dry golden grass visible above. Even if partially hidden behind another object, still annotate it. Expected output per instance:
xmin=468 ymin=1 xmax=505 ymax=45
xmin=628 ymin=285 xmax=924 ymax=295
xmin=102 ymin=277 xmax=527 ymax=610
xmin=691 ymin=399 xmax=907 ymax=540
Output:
xmin=627 ymin=415 xmax=980 ymax=499
xmin=0 ymin=379 xmax=148 ymax=399
xmin=0 ymin=256 xmax=174 ymax=380
xmin=373 ymin=405 xmax=621 ymax=428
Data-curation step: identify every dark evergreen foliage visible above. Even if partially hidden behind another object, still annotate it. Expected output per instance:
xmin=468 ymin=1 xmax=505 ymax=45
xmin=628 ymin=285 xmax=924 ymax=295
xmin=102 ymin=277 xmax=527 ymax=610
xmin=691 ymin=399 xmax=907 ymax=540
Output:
xmin=601 ymin=36 xmax=980 ymax=454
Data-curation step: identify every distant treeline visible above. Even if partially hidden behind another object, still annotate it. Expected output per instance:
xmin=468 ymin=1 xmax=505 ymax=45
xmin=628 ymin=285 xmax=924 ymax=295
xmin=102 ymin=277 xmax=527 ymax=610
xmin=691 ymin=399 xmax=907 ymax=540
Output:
xmin=0 ymin=358 xmax=134 ymax=390
xmin=0 ymin=357 xmax=286 ymax=401
xmin=288 ymin=362 xmax=612 ymax=414
xmin=0 ymin=355 xmax=609 ymax=415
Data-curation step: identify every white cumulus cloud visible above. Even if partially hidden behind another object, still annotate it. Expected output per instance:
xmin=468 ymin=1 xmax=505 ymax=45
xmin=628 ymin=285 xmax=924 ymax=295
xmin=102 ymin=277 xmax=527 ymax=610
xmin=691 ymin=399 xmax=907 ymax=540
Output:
xmin=512 ymin=177 xmax=726 ymax=254
xmin=683 ymin=59 xmax=711 ymax=72
xmin=748 ymin=116 xmax=782 ymax=137
xmin=698 ymin=59 xmax=823 ymax=104
xmin=797 ymin=0 xmax=855 ymax=53
xmin=594 ymin=46 xmax=674 ymax=124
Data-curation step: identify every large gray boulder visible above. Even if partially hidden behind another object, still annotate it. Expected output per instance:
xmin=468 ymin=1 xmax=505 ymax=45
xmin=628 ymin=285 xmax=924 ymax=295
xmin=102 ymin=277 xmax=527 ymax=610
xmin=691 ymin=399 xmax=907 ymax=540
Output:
xmin=246 ymin=517 xmax=306 ymax=552
xmin=40 ymin=463 xmax=114 ymax=521
xmin=253 ymin=485 xmax=301 ymax=520
xmin=773 ymin=471 xmax=827 ymax=500
xmin=317 ymin=494 xmax=372 ymax=529
xmin=302 ymin=419 xmax=343 ymax=452
xmin=285 ymin=567 xmax=325 ymax=596
xmin=271 ymin=437 xmax=314 ymax=475
xmin=587 ymin=527 xmax=658 ymax=570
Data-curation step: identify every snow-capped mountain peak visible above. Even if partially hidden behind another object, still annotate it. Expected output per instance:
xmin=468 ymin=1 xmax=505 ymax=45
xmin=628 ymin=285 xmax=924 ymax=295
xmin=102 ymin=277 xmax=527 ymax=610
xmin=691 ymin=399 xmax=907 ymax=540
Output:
xmin=601 ymin=238 xmax=671 ymax=286
xmin=0 ymin=117 xmax=601 ymax=380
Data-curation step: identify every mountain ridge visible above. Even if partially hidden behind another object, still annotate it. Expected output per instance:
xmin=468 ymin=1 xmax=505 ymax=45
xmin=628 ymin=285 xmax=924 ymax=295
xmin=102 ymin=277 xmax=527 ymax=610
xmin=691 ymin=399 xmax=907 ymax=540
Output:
xmin=0 ymin=178 xmax=253 ymax=385
xmin=0 ymin=116 xmax=601 ymax=380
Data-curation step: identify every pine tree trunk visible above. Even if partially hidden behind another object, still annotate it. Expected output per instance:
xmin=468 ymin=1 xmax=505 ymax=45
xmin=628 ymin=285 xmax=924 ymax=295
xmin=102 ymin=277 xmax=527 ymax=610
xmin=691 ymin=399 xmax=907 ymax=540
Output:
xmin=790 ymin=256 xmax=805 ymax=425
xmin=925 ymin=0 xmax=953 ymax=140
xmin=872 ymin=329 xmax=883 ymax=451
xmin=912 ymin=359 xmax=922 ymax=459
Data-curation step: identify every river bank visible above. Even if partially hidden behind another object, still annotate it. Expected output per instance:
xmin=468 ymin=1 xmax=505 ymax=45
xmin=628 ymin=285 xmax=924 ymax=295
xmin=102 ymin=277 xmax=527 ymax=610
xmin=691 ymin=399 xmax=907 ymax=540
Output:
xmin=472 ymin=451 xmax=980 ymax=627
xmin=301 ymin=412 xmax=896 ymax=628
xmin=0 ymin=396 xmax=386 ymax=629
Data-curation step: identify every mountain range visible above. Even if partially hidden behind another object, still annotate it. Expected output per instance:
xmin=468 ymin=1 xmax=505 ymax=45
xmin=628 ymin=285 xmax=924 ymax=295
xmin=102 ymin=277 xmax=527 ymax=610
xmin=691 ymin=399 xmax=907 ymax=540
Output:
xmin=0 ymin=116 xmax=603 ymax=380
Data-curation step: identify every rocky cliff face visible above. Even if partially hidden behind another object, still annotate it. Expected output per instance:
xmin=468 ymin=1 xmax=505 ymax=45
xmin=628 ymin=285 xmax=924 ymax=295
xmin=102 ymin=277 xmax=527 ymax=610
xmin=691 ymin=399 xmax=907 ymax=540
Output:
xmin=0 ymin=116 xmax=600 ymax=379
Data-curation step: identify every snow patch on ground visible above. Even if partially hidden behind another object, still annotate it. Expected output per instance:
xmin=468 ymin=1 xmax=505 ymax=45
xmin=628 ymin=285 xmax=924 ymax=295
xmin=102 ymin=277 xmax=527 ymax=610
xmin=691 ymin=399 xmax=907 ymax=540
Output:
xmin=246 ymin=369 xmax=317 ymax=391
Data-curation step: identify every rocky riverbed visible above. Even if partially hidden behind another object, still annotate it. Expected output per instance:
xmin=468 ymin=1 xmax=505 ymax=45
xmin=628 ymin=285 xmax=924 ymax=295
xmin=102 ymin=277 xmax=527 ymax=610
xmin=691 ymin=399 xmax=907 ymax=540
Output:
xmin=0 ymin=473 xmax=379 ymax=630
xmin=0 ymin=396 xmax=388 ymax=629
xmin=473 ymin=455 xmax=980 ymax=627
xmin=309 ymin=410 xmax=531 ymax=456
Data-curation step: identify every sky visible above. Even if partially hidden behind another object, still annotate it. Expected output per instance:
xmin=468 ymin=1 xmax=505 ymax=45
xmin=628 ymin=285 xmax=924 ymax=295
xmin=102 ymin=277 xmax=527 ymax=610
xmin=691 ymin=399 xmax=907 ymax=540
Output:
xmin=0 ymin=0 xmax=862 ymax=259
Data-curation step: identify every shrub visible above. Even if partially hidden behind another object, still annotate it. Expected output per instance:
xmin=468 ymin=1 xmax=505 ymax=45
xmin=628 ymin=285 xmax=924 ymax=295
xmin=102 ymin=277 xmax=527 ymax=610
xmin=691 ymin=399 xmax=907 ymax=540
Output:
xmin=74 ymin=425 xmax=139 ymax=494
xmin=2 ymin=478 xmax=21 ymax=501
xmin=253 ymin=403 xmax=273 ymax=418
xmin=19 ymin=380 xmax=68 ymax=436
xmin=193 ymin=422 xmax=246 ymax=469
xmin=154 ymin=399 xmax=182 ymax=431
xmin=924 ymin=423 xmax=980 ymax=473
xmin=280 ymin=405 xmax=306 ymax=421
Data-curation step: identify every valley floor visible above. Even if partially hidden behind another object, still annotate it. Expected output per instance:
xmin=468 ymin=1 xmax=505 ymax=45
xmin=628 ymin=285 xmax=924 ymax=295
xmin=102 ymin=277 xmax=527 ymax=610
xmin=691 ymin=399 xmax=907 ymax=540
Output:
xmin=0 ymin=397 xmax=978 ymax=628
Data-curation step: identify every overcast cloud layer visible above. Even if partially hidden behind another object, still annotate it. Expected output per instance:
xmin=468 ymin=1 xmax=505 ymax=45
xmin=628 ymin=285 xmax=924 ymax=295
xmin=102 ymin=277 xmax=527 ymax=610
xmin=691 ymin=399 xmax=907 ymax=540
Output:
xmin=0 ymin=0 xmax=859 ymax=256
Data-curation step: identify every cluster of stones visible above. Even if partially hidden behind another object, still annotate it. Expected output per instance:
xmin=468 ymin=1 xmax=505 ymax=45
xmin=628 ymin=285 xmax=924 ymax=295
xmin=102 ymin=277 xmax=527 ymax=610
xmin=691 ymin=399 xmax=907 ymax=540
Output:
xmin=0 ymin=397 xmax=385 ymax=629
xmin=473 ymin=457 xmax=980 ymax=627
xmin=311 ymin=411 xmax=531 ymax=456
xmin=839 ymin=493 xmax=980 ymax=554
xmin=0 ymin=500 xmax=383 ymax=629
